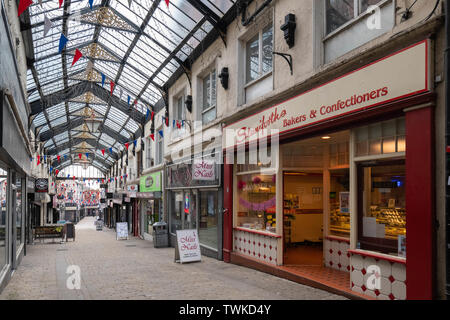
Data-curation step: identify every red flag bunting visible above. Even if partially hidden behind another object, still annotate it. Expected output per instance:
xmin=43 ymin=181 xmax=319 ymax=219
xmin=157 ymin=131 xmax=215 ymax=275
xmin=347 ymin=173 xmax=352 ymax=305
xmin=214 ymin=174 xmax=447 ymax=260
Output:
xmin=18 ymin=0 xmax=33 ymax=17
xmin=176 ymin=120 xmax=181 ymax=129
xmin=59 ymin=0 xmax=63 ymax=8
xmin=57 ymin=155 xmax=61 ymax=162
xmin=72 ymin=49 xmax=82 ymax=66
xmin=151 ymin=111 xmax=155 ymax=121
xmin=165 ymin=0 xmax=169 ymax=7
xmin=101 ymin=149 xmax=105 ymax=156
xmin=78 ymin=153 xmax=82 ymax=159
xmin=150 ymin=134 xmax=154 ymax=141
xmin=110 ymin=81 xmax=115 ymax=95
xmin=37 ymin=155 xmax=40 ymax=165
xmin=125 ymin=143 xmax=129 ymax=150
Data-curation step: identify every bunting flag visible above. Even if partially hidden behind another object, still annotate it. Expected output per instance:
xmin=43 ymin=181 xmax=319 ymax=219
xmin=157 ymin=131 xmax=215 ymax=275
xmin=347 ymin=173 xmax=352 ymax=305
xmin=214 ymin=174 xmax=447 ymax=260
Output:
xmin=176 ymin=120 xmax=181 ymax=129
xmin=151 ymin=111 xmax=155 ymax=121
xmin=125 ymin=143 xmax=129 ymax=150
xmin=64 ymin=154 xmax=68 ymax=160
xmin=58 ymin=34 xmax=68 ymax=53
xmin=173 ymin=119 xmax=176 ymax=128
xmin=128 ymin=0 xmax=132 ymax=8
xmin=127 ymin=95 xmax=131 ymax=105
xmin=89 ymin=0 xmax=93 ymax=9
xmin=158 ymin=130 xmax=164 ymax=138
xmin=101 ymin=149 xmax=105 ymax=156
xmin=55 ymin=169 xmax=59 ymax=175
xmin=165 ymin=0 xmax=170 ymax=7
xmin=150 ymin=133 xmax=155 ymax=141
xmin=59 ymin=0 xmax=63 ymax=8
xmin=101 ymin=73 xmax=105 ymax=87
xmin=78 ymin=153 xmax=82 ymax=159
xmin=18 ymin=0 xmax=33 ymax=17
xmin=133 ymin=140 xmax=137 ymax=147
xmin=73 ymin=176 xmax=76 ymax=180
xmin=72 ymin=49 xmax=83 ymax=66
xmin=44 ymin=155 xmax=47 ymax=162
xmin=37 ymin=155 xmax=40 ymax=166
xmin=44 ymin=15 xmax=53 ymax=37
xmin=109 ymin=147 xmax=113 ymax=154
xmin=85 ymin=153 xmax=89 ymax=159
xmin=146 ymin=108 xmax=150 ymax=121
xmin=57 ymin=155 xmax=61 ymax=162
xmin=110 ymin=81 xmax=115 ymax=96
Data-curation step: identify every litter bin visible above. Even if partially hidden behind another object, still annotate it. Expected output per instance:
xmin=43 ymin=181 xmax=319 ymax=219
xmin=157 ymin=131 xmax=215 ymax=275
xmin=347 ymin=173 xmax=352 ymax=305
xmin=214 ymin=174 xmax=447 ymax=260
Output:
xmin=64 ymin=222 xmax=75 ymax=241
xmin=152 ymin=222 xmax=168 ymax=248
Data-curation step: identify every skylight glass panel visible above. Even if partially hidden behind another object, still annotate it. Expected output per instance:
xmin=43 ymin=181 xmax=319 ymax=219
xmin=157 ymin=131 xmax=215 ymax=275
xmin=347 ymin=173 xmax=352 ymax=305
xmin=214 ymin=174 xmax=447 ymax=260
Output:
xmin=91 ymin=104 xmax=107 ymax=115
xmin=125 ymin=118 xmax=139 ymax=132
xmin=104 ymin=119 xmax=122 ymax=132
xmin=108 ymin=106 xmax=128 ymax=124
xmin=69 ymin=102 xmax=85 ymax=113
xmin=110 ymin=0 xmax=146 ymax=26
xmin=120 ymin=129 xmax=131 ymax=139
xmin=100 ymin=133 xmax=116 ymax=145
xmin=28 ymin=90 xmax=41 ymax=103
xmin=29 ymin=2 xmax=63 ymax=25
xmin=98 ymin=28 xmax=134 ymax=59
xmin=54 ymin=131 xmax=68 ymax=143
xmin=33 ymin=112 xmax=47 ymax=127
xmin=94 ymin=60 xmax=120 ymax=82
xmin=47 ymin=103 xmax=66 ymax=120
xmin=51 ymin=115 xmax=68 ymax=127
xmin=27 ymin=69 xmax=36 ymax=91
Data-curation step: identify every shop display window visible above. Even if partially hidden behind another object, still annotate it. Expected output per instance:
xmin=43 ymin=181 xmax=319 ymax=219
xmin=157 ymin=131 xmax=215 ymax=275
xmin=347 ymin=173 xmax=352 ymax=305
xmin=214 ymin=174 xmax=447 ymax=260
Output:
xmin=199 ymin=191 xmax=218 ymax=249
xmin=170 ymin=192 xmax=183 ymax=234
xmin=329 ymin=169 xmax=350 ymax=238
xmin=357 ymin=160 xmax=406 ymax=256
xmin=236 ymin=173 xmax=277 ymax=233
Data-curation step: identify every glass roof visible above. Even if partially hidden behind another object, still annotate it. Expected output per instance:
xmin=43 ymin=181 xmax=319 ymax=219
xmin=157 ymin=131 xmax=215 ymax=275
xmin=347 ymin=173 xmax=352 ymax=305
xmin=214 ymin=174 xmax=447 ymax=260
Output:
xmin=27 ymin=0 xmax=236 ymax=172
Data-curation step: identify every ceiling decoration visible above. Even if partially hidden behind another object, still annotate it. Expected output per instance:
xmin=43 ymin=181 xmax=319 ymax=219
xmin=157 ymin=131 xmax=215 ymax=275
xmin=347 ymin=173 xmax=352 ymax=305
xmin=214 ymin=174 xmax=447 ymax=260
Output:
xmin=24 ymin=0 xmax=238 ymax=174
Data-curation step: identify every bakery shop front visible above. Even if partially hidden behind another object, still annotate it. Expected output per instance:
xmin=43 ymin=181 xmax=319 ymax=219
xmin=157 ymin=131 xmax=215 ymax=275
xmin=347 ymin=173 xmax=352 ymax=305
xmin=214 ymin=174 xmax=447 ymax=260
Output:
xmin=222 ymin=40 xmax=434 ymax=300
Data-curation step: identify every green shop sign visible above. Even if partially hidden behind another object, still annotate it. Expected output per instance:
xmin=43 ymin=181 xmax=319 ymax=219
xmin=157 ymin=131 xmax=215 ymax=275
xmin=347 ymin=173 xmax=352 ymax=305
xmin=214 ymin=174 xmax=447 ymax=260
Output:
xmin=140 ymin=172 xmax=162 ymax=192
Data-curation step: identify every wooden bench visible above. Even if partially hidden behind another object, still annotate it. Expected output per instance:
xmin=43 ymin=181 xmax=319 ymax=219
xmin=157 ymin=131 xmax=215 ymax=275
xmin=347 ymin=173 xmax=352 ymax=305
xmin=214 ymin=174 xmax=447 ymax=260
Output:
xmin=34 ymin=226 xmax=64 ymax=242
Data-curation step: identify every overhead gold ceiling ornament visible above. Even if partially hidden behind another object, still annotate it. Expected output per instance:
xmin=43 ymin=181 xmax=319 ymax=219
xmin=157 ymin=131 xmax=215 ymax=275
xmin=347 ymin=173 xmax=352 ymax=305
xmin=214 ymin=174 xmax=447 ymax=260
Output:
xmin=80 ymin=43 xmax=120 ymax=62
xmin=70 ymin=92 xmax=105 ymax=105
xmin=79 ymin=7 xmax=135 ymax=32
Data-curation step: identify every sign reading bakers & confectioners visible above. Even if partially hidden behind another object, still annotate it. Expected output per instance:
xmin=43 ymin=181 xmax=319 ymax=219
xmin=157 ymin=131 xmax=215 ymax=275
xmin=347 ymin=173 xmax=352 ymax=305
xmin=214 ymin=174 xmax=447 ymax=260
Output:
xmin=223 ymin=40 xmax=430 ymax=148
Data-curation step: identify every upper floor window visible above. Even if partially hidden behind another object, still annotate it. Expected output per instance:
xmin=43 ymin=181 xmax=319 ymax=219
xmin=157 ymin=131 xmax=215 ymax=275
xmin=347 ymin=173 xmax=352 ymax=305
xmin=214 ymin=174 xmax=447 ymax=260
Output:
xmin=146 ymin=137 xmax=153 ymax=168
xmin=202 ymin=69 xmax=217 ymax=124
xmin=326 ymin=0 xmax=383 ymax=34
xmin=156 ymin=132 xmax=164 ymax=166
xmin=246 ymin=24 xmax=273 ymax=84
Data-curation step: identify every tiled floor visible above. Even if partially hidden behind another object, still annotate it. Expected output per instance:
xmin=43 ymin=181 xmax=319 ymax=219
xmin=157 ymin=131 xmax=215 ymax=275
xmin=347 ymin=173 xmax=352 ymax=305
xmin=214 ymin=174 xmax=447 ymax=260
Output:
xmin=278 ymin=265 xmax=372 ymax=299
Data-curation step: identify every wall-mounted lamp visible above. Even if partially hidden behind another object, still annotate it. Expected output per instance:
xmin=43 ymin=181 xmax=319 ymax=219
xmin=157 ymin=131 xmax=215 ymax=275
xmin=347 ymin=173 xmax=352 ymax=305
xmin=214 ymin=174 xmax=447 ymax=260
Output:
xmin=218 ymin=67 xmax=229 ymax=90
xmin=185 ymin=95 xmax=193 ymax=113
xmin=280 ymin=13 xmax=296 ymax=48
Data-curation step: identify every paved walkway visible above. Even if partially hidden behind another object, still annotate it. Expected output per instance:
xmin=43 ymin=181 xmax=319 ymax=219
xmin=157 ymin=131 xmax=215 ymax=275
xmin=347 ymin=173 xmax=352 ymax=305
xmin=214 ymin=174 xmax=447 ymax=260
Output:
xmin=0 ymin=217 xmax=346 ymax=300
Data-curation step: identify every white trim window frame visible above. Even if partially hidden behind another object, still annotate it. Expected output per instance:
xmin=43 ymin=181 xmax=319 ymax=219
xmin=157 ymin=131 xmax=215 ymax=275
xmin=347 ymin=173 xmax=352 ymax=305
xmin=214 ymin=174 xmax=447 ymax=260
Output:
xmin=202 ymin=69 xmax=217 ymax=125
xmin=156 ymin=129 xmax=164 ymax=166
xmin=325 ymin=0 xmax=387 ymax=36
xmin=245 ymin=24 xmax=273 ymax=85
xmin=145 ymin=137 xmax=152 ymax=169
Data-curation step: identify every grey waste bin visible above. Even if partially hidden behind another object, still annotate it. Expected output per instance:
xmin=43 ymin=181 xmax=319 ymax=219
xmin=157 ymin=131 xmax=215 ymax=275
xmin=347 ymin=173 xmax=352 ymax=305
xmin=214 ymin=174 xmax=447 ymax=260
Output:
xmin=152 ymin=222 xmax=168 ymax=248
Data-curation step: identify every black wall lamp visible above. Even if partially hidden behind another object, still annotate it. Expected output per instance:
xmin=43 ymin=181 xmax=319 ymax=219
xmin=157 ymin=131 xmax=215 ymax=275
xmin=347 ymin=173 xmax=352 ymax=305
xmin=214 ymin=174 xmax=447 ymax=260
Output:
xmin=185 ymin=95 xmax=193 ymax=113
xmin=280 ymin=13 xmax=296 ymax=48
xmin=218 ymin=67 xmax=229 ymax=90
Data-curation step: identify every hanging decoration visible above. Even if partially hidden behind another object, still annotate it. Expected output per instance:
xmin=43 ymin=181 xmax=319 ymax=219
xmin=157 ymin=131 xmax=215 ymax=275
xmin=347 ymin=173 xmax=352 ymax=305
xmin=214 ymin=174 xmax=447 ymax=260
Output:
xmin=165 ymin=0 xmax=170 ymax=7
xmin=146 ymin=108 xmax=150 ymax=121
xmin=58 ymin=34 xmax=68 ymax=53
xmin=57 ymin=155 xmax=61 ymax=162
xmin=85 ymin=153 xmax=89 ymax=159
xmin=101 ymin=149 xmax=105 ymax=156
xmin=72 ymin=49 xmax=83 ymax=66
xmin=78 ymin=153 xmax=82 ymax=159
xmin=149 ymin=133 xmax=155 ymax=141
xmin=101 ymin=73 xmax=105 ymax=87
xmin=18 ymin=0 xmax=33 ymax=17
xmin=158 ymin=130 xmax=164 ymax=138
xmin=59 ymin=0 xmax=63 ymax=8
xmin=125 ymin=143 xmax=129 ymax=150
xmin=89 ymin=0 xmax=93 ymax=10
xmin=44 ymin=15 xmax=53 ymax=37
xmin=109 ymin=147 xmax=113 ymax=154
xmin=128 ymin=0 xmax=132 ymax=8
xmin=37 ymin=155 xmax=40 ymax=166
xmin=110 ymin=81 xmax=115 ymax=95
xmin=239 ymin=197 xmax=276 ymax=211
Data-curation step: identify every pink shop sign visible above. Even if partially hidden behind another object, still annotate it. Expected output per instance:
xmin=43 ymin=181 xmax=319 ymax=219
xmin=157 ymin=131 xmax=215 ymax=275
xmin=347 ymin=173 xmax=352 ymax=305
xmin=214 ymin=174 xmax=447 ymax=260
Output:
xmin=192 ymin=160 xmax=215 ymax=181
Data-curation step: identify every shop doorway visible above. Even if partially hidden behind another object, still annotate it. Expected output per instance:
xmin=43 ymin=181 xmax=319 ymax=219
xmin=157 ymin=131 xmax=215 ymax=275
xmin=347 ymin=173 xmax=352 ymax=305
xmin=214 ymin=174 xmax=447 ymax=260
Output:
xmin=283 ymin=172 xmax=323 ymax=266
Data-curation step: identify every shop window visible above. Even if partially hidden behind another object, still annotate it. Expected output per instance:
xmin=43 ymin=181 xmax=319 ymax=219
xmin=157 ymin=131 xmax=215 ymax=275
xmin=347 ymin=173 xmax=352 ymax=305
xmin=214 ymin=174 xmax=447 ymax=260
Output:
xmin=199 ymin=191 xmax=218 ymax=249
xmin=170 ymin=191 xmax=183 ymax=234
xmin=357 ymin=160 xmax=406 ymax=256
xmin=202 ymin=70 xmax=217 ymax=125
xmin=355 ymin=118 xmax=405 ymax=157
xmin=236 ymin=173 xmax=277 ymax=234
xmin=329 ymin=169 xmax=350 ymax=237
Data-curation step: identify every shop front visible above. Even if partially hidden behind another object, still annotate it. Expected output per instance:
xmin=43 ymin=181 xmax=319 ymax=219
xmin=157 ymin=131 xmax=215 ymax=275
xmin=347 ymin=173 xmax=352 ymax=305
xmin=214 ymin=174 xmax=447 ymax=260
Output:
xmin=139 ymin=171 xmax=163 ymax=241
xmin=167 ymin=156 xmax=223 ymax=260
xmin=223 ymin=40 xmax=434 ymax=300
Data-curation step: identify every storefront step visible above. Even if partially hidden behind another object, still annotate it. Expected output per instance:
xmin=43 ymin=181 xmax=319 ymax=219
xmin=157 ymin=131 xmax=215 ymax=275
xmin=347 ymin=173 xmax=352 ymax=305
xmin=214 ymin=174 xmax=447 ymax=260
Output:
xmin=230 ymin=252 xmax=373 ymax=300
